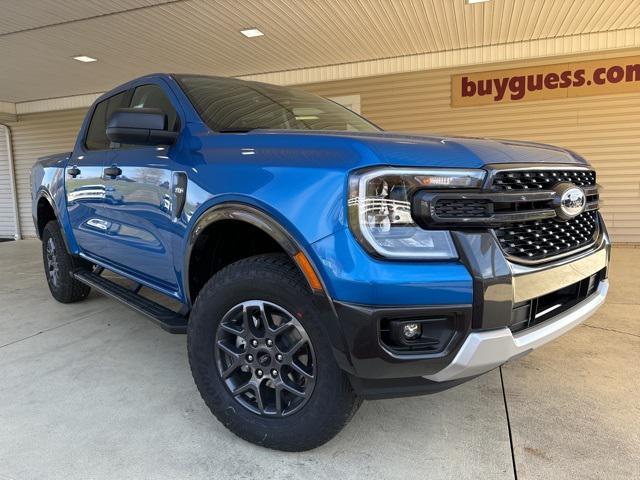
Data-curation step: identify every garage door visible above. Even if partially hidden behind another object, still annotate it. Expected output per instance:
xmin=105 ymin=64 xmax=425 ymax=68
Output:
xmin=0 ymin=126 xmax=16 ymax=239
xmin=9 ymin=109 xmax=87 ymax=237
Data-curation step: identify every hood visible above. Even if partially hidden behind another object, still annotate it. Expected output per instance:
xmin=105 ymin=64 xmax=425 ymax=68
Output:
xmin=194 ymin=128 xmax=589 ymax=171
xmin=264 ymin=130 xmax=587 ymax=169
xmin=218 ymin=130 xmax=588 ymax=168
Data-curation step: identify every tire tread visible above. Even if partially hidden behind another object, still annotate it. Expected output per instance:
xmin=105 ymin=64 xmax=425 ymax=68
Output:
xmin=187 ymin=253 xmax=361 ymax=451
xmin=42 ymin=220 xmax=91 ymax=303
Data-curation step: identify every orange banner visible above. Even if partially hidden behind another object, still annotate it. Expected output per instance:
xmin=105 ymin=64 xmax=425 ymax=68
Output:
xmin=451 ymin=56 xmax=640 ymax=107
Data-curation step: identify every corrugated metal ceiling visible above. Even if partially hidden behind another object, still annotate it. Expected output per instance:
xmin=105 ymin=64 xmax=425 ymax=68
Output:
xmin=2 ymin=0 xmax=640 ymax=102
xmin=0 ymin=0 xmax=174 ymax=35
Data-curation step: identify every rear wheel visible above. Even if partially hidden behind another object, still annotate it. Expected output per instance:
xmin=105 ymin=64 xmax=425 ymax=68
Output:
xmin=41 ymin=220 xmax=91 ymax=303
xmin=188 ymin=254 xmax=361 ymax=451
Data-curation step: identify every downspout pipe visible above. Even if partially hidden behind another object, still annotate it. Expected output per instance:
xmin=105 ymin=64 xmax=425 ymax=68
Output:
xmin=1 ymin=123 xmax=22 ymax=240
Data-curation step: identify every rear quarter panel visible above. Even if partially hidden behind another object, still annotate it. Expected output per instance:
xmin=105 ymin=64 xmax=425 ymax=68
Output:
xmin=31 ymin=153 xmax=75 ymax=247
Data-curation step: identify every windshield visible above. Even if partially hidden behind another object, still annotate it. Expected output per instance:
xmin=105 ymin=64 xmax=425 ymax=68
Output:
xmin=174 ymin=74 xmax=380 ymax=133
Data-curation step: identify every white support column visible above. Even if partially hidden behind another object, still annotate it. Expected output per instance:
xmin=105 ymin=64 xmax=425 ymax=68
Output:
xmin=1 ymin=124 xmax=22 ymax=240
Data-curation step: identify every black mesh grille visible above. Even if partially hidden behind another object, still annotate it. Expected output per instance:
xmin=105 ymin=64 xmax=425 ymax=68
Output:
xmin=413 ymin=168 xmax=601 ymax=263
xmin=433 ymin=199 xmax=491 ymax=218
xmin=492 ymin=170 xmax=596 ymax=190
xmin=494 ymin=211 xmax=598 ymax=261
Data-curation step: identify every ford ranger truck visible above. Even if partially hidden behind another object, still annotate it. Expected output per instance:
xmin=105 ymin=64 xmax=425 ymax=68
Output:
xmin=31 ymin=74 xmax=610 ymax=451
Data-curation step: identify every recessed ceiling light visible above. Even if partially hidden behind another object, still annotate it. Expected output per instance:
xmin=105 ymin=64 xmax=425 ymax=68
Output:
xmin=466 ymin=0 xmax=490 ymax=4
xmin=240 ymin=28 xmax=264 ymax=38
xmin=73 ymin=55 xmax=97 ymax=63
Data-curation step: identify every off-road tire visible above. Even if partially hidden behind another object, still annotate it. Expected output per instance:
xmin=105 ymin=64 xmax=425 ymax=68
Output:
xmin=41 ymin=220 xmax=91 ymax=303
xmin=188 ymin=253 xmax=361 ymax=451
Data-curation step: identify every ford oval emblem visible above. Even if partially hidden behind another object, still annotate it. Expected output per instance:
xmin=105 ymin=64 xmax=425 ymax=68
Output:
xmin=553 ymin=183 xmax=586 ymax=220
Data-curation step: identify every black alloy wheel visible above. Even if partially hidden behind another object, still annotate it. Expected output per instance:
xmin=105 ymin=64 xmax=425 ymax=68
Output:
xmin=215 ymin=300 xmax=316 ymax=417
xmin=188 ymin=254 xmax=362 ymax=451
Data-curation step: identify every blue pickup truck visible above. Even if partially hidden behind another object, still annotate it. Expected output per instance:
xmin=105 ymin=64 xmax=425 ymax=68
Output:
xmin=31 ymin=73 xmax=610 ymax=451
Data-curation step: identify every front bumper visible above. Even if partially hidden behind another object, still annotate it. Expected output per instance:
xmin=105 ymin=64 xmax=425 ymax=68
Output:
xmin=324 ymin=226 xmax=610 ymax=398
xmin=424 ymin=279 xmax=608 ymax=382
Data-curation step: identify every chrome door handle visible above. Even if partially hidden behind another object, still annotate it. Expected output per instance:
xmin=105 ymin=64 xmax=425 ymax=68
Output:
xmin=67 ymin=166 xmax=81 ymax=178
xmin=104 ymin=165 xmax=122 ymax=178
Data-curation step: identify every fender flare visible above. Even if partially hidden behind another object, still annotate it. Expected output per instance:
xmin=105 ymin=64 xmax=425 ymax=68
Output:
xmin=35 ymin=188 xmax=59 ymax=236
xmin=34 ymin=188 xmax=73 ymax=252
xmin=182 ymin=202 xmax=356 ymax=374
xmin=183 ymin=202 xmax=330 ymax=305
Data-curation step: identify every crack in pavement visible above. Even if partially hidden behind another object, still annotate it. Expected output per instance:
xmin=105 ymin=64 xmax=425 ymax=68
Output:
xmin=500 ymin=366 xmax=518 ymax=480
xmin=0 ymin=309 xmax=110 ymax=349
xmin=581 ymin=323 xmax=640 ymax=339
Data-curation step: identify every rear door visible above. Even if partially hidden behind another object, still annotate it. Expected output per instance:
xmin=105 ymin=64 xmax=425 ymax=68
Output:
xmin=99 ymin=83 xmax=185 ymax=292
xmin=65 ymin=91 xmax=129 ymax=259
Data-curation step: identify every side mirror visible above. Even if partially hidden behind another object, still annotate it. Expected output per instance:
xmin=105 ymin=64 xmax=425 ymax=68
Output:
xmin=106 ymin=108 xmax=178 ymax=145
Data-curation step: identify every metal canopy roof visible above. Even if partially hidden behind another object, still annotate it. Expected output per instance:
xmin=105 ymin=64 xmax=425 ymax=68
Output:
xmin=2 ymin=0 xmax=640 ymax=102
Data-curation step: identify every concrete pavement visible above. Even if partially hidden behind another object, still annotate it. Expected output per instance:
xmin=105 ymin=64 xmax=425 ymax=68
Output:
xmin=0 ymin=240 xmax=638 ymax=479
xmin=503 ymin=247 xmax=640 ymax=480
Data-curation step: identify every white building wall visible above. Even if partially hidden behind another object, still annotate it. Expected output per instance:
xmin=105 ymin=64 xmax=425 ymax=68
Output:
xmin=8 ymin=109 xmax=87 ymax=238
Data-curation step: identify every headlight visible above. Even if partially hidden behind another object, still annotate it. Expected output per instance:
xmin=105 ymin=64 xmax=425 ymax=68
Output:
xmin=348 ymin=168 xmax=486 ymax=259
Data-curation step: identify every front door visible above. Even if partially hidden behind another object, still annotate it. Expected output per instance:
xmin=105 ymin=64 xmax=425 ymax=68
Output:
xmin=99 ymin=83 xmax=185 ymax=292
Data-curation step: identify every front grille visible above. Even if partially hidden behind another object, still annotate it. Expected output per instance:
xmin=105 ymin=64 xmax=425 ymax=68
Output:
xmin=433 ymin=198 xmax=491 ymax=218
xmin=412 ymin=166 xmax=601 ymax=264
xmin=493 ymin=169 xmax=596 ymax=191
xmin=494 ymin=210 xmax=598 ymax=261
xmin=509 ymin=269 xmax=604 ymax=334
xmin=490 ymin=168 xmax=599 ymax=262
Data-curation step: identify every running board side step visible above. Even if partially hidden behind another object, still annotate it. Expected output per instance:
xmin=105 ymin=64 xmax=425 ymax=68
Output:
xmin=73 ymin=269 xmax=188 ymax=334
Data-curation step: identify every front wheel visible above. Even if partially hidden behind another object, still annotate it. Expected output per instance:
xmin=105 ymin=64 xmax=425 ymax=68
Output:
xmin=187 ymin=254 xmax=361 ymax=451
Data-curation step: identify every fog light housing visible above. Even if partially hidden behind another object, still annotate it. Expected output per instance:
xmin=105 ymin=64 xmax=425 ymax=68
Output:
xmin=379 ymin=309 xmax=470 ymax=355
xmin=383 ymin=317 xmax=455 ymax=353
